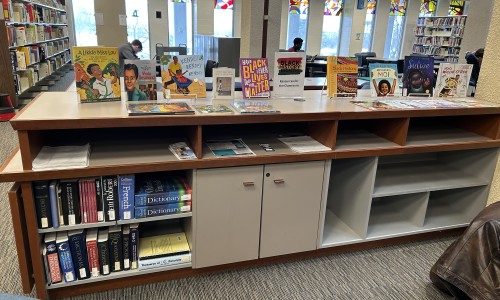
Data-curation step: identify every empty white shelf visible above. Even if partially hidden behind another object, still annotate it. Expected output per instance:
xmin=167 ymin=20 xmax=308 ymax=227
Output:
xmin=335 ymin=129 xmax=400 ymax=151
xmin=321 ymin=209 xmax=364 ymax=248
xmin=406 ymin=127 xmax=490 ymax=146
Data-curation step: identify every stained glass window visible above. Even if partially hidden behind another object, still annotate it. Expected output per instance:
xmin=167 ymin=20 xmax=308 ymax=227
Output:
xmin=321 ymin=0 xmax=344 ymax=55
xmin=214 ymin=0 xmax=233 ymax=37
xmin=287 ymin=0 xmax=309 ymax=50
xmin=324 ymin=0 xmax=343 ymax=16
xmin=449 ymin=0 xmax=464 ymax=15
xmin=361 ymin=0 xmax=377 ymax=52
xmin=420 ymin=0 xmax=437 ymax=17
xmin=389 ymin=0 xmax=407 ymax=16
xmin=215 ymin=0 xmax=233 ymax=9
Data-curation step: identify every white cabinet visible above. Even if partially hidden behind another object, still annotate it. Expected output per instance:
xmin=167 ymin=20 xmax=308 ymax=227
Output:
xmin=194 ymin=161 xmax=327 ymax=267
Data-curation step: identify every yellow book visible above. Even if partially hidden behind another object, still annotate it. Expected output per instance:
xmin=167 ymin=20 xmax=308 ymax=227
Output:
xmin=72 ymin=46 xmax=121 ymax=102
xmin=326 ymin=56 xmax=358 ymax=98
xmin=139 ymin=232 xmax=190 ymax=259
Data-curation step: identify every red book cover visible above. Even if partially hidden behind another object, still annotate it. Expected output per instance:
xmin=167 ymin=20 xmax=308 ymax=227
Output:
xmin=87 ymin=179 xmax=97 ymax=223
xmin=82 ymin=179 xmax=90 ymax=223
xmin=78 ymin=180 xmax=86 ymax=223
xmin=25 ymin=3 xmax=34 ymax=22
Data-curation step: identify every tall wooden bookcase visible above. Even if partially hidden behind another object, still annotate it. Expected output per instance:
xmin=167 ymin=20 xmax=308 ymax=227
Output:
xmin=0 ymin=20 xmax=17 ymax=107
xmin=1 ymin=91 xmax=500 ymax=299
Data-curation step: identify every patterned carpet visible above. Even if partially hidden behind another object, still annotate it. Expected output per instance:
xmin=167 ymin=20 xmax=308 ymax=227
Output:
xmin=0 ymin=70 xmax=456 ymax=299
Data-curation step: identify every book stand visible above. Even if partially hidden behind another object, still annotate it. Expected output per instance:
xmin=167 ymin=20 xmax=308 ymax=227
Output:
xmin=328 ymin=93 xmax=357 ymax=99
xmin=247 ymin=95 xmax=271 ymax=99
xmin=407 ymin=93 xmax=431 ymax=98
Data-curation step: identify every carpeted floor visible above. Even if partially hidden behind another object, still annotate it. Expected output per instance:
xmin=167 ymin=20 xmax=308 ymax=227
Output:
xmin=0 ymin=70 xmax=456 ymax=300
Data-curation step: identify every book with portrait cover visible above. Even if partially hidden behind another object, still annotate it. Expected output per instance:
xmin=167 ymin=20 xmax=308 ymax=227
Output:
xmin=127 ymin=102 xmax=195 ymax=115
xmin=434 ymin=63 xmax=472 ymax=98
xmin=403 ymin=55 xmax=434 ymax=96
xmin=160 ymin=55 xmax=206 ymax=98
xmin=369 ymin=63 xmax=399 ymax=97
xmin=326 ymin=56 xmax=358 ymax=97
xmin=123 ymin=59 xmax=158 ymax=101
xmin=273 ymin=52 xmax=306 ymax=98
xmin=239 ymin=58 xmax=271 ymax=98
xmin=212 ymin=67 xmax=235 ymax=100
xmin=73 ymin=47 xmax=120 ymax=102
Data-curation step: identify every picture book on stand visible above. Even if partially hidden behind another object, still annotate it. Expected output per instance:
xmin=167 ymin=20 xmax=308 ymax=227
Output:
xmin=369 ymin=63 xmax=399 ymax=97
xmin=127 ymin=102 xmax=195 ymax=116
xmin=239 ymin=58 xmax=271 ymax=98
xmin=212 ymin=67 xmax=235 ymax=100
xmin=273 ymin=52 xmax=306 ymax=98
xmin=73 ymin=47 xmax=121 ymax=103
xmin=160 ymin=55 xmax=206 ymax=98
xmin=403 ymin=55 xmax=434 ymax=96
xmin=434 ymin=63 xmax=472 ymax=98
xmin=326 ymin=56 xmax=358 ymax=97
xmin=123 ymin=59 xmax=158 ymax=101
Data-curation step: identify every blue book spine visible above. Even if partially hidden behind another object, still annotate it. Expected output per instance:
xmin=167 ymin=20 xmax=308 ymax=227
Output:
xmin=135 ymin=192 xmax=191 ymax=206
xmin=118 ymin=174 xmax=135 ymax=220
xmin=68 ymin=231 xmax=90 ymax=280
xmin=49 ymin=181 xmax=59 ymax=228
xmin=56 ymin=238 xmax=76 ymax=282
xmin=135 ymin=201 xmax=192 ymax=218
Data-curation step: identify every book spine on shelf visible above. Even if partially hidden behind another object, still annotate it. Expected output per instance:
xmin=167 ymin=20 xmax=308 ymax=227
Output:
xmin=86 ymin=232 xmax=100 ymax=277
xmin=41 ymin=245 xmax=52 ymax=284
xmin=108 ymin=226 xmax=123 ymax=272
xmin=48 ymin=181 xmax=59 ymax=228
xmin=102 ymin=176 xmax=119 ymax=221
xmin=129 ymin=224 xmax=139 ymax=269
xmin=78 ymin=179 xmax=87 ymax=223
xmin=134 ymin=201 xmax=192 ymax=219
xmin=118 ymin=174 xmax=135 ymax=220
xmin=138 ymin=252 xmax=191 ymax=270
xmin=97 ymin=230 xmax=110 ymax=275
xmin=56 ymin=233 xmax=76 ymax=282
xmin=86 ymin=179 xmax=97 ymax=223
xmin=95 ymin=177 xmax=104 ymax=222
xmin=122 ymin=225 xmax=130 ymax=270
xmin=60 ymin=179 xmax=81 ymax=225
xmin=135 ymin=191 xmax=192 ymax=206
xmin=34 ymin=181 xmax=52 ymax=228
xmin=68 ymin=230 xmax=90 ymax=280
xmin=44 ymin=238 xmax=62 ymax=284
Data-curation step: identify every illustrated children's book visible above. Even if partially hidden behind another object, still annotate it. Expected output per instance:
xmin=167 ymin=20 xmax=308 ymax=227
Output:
xmin=212 ymin=67 xmax=235 ymax=100
xmin=127 ymin=102 xmax=195 ymax=115
xmin=369 ymin=63 xmax=399 ymax=97
xmin=160 ymin=55 xmax=206 ymax=98
xmin=73 ymin=47 xmax=121 ymax=102
xmin=434 ymin=63 xmax=472 ymax=98
xmin=403 ymin=55 xmax=434 ymax=96
xmin=193 ymin=104 xmax=234 ymax=114
xmin=123 ymin=59 xmax=158 ymax=101
xmin=239 ymin=58 xmax=271 ymax=98
xmin=231 ymin=100 xmax=280 ymax=114
xmin=326 ymin=56 xmax=358 ymax=97
xmin=273 ymin=52 xmax=306 ymax=98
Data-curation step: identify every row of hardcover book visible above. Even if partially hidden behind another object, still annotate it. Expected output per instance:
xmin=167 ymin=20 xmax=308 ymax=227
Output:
xmin=414 ymin=36 xmax=462 ymax=47
xmin=7 ymin=25 xmax=68 ymax=48
xmin=33 ymin=173 xmax=192 ymax=229
xmin=417 ymin=16 xmax=467 ymax=27
xmin=13 ymin=54 xmax=67 ymax=94
xmin=11 ymin=41 xmax=68 ymax=71
xmin=3 ymin=0 xmax=66 ymax=23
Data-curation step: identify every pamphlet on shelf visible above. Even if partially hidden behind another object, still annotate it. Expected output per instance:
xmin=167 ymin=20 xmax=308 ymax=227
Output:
xmin=169 ymin=142 xmax=197 ymax=160
xmin=127 ymin=101 xmax=195 ymax=115
xmin=193 ymin=104 xmax=234 ymax=114
xmin=32 ymin=143 xmax=91 ymax=171
xmin=206 ymin=139 xmax=255 ymax=157
xmin=278 ymin=136 xmax=330 ymax=153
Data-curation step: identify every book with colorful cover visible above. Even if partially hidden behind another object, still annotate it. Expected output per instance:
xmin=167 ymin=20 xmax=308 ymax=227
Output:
xmin=434 ymin=63 xmax=472 ymax=98
xmin=139 ymin=231 xmax=190 ymax=259
xmin=169 ymin=142 xmax=197 ymax=160
xmin=193 ymin=104 xmax=234 ymax=114
xmin=403 ymin=55 xmax=434 ymax=96
xmin=206 ymin=138 xmax=255 ymax=157
xmin=127 ymin=102 xmax=195 ymax=115
xmin=326 ymin=56 xmax=358 ymax=97
xmin=123 ymin=59 xmax=158 ymax=101
xmin=73 ymin=47 xmax=120 ymax=102
xmin=369 ymin=63 xmax=399 ymax=97
xmin=160 ymin=55 xmax=206 ymax=98
xmin=239 ymin=58 xmax=271 ymax=98
xmin=212 ymin=67 xmax=235 ymax=100
xmin=231 ymin=100 xmax=280 ymax=114
xmin=273 ymin=52 xmax=306 ymax=98
xmin=135 ymin=175 xmax=192 ymax=206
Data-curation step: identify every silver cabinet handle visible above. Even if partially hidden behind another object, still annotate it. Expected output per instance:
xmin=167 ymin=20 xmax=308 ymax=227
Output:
xmin=273 ymin=179 xmax=285 ymax=184
xmin=243 ymin=181 xmax=255 ymax=186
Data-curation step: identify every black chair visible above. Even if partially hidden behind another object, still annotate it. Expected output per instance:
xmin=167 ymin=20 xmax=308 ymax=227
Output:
xmin=205 ymin=60 xmax=218 ymax=77
xmin=354 ymin=52 xmax=376 ymax=77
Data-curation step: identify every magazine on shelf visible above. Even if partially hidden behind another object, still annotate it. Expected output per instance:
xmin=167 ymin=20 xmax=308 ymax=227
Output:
xmin=212 ymin=67 xmax=235 ymax=100
xmin=160 ymin=55 xmax=206 ymax=98
xmin=369 ymin=63 xmax=399 ymax=97
xmin=193 ymin=104 xmax=234 ymax=114
xmin=326 ymin=56 xmax=358 ymax=97
xmin=169 ymin=142 xmax=197 ymax=160
xmin=434 ymin=63 xmax=472 ymax=98
xmin=123 ymin=59 xmax=158 ymax=101
xmin=231 ymin=100 xmax=280 ymax=114
xmin=273 ymin=52 xmax=306 ymax=98
xmin=206 ymin=139 xmax=255 ymax=157
xmin=278 ymin=136 xmax=331 ymax=153
xmin=73 ymin=46 xmax=121 ymax=102
xmin=239 ymin=58 xmax=271 ymax=98
xmin=127 ymin=102 xmax=195 ymax=115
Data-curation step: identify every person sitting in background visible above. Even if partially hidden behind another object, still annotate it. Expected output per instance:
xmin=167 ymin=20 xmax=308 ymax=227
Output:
xmin=465 ymin=48 xmax=484 ymax=86
xmin=118 ymin=39 xmax=142 ymax=75
xmin=288 ymin=37 xmax=303 ymax=52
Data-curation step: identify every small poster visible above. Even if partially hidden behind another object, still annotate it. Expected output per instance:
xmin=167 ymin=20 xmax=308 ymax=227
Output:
xmin=273 ymin=52 xmax=306 ymax=98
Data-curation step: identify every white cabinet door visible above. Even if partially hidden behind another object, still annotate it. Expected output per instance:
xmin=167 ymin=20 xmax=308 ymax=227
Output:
xmin=260 ymin=161 xmax=326 ymax=258
xmin=194 ymin=166 xmax=263 ymax=268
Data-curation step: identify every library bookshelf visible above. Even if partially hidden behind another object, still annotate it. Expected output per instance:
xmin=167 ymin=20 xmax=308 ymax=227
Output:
xmin=1 ymin=90 xmax=500 ymax=299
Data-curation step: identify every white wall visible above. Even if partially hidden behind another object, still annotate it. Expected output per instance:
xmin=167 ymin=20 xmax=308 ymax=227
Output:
xmin=339 ymin=0 xmax=355 ymax=56
xmin=306 ymin=0 xmax=324 ymax=55
xmin=460 ymin=0 xmax=493 ymax=63
xmin=400 ymin=0 xmax=420 ymax=59
xmin=348 ymin=3 xmax=369 ymax=55
xmin=371 ymin=0 xmax=390 ymax=57
xmin=196 ymin=0 xmax=214 ymax=35
xmin=148 ymin=0 xmax=168 ymax=54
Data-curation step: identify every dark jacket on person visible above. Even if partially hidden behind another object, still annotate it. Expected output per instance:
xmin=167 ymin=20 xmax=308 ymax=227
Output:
xmin=118 ymin=42 xmax=139 ymax=75
xmin=465 ymin=52 xmax=481 ymax=85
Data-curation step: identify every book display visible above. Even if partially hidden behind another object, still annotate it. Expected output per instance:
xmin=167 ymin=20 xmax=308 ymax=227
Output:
xmin=434 ymin=63 xmax=472 ymax=98
xmin=2 ymin=90 xmax=500 ymax=300
xmin=272 ymin=52 xmax=306 ymax=98
xmin=326 ymin=56 xmax=358 ymax=97
xmin=413 ymin=15 xmax=467 ymax=62
xmin=239 ymin=58 xmax=271 ymax=98
xmin=127 ymin=102 xmax=195 ymax=115
xmin=123 ymin=59 xmax=158 ymax=101
xmin=212 ymin=67 xmax=235 ymax=100
xmin=369 ymin=63 xmax=399 ymax=97
xmin=231 ymin=100 xmax=280 ymax=114
xmin=402 ymin=55 xmax=434 ymax=96
xmin=160 ymin=55 xmax=207 ymax=98
xmin=1 ymin=0 xmax=71 ymax=106
xmin=193 ymin=104 xmax=234 ymax=114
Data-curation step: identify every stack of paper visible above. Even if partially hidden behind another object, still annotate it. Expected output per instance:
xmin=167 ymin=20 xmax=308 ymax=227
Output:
xmin=32 ymin=144 xmax=91 ymax=171
xmin=278 ymin=136 xmax=331 ymax=153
